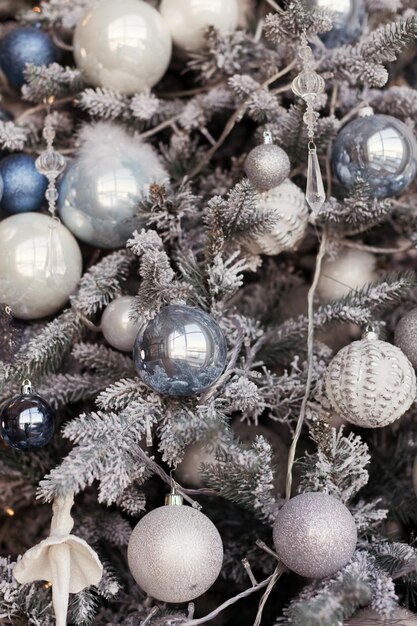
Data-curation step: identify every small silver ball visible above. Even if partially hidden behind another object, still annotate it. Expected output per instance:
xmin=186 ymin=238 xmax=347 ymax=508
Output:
xmin=273 ymin=492 xmax=357 ymax=578
xmin=101 ymin=296 xmax=144 ymax=352
xmin=127 ymin=504 xmax=223 ymax=603
xmin=244 ymin=144 xmax=290 ymax=191
xmin=395 ymin=308 xmax=417 ymax=369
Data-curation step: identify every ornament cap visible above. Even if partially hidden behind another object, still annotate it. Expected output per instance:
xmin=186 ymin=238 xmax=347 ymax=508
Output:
xmin=358 ymin=106 xmax=374 ymax=117
xmin=363 ymin=325 xmax=378 ymax=341
xmin=21 ymin=379 xmax=33 ymax=395
xmin=165 ymin=483 xmax=184 ymax=506
xmin=263 ymin=130 xmax=273 ymax=144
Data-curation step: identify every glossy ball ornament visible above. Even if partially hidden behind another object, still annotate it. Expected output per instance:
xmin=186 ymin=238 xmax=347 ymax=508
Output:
xmin=0 ymin=26 xmax=59 ymax=87
xmin=0 ymin=154 xmax=47 ymax=214
xmin=394 ymin=308 xmax=417 ymax=369
xmin=273 ymin=492 xmax=357 ymax=578
xmin=133 ymin=304 xmax=227 ymax=397
xmin=0 ymin=212 xmax=82 ymax=320
xmin=317 ymin=248 xmax=377 ymax=302
xmin=245 ymin=143 xmax=291 ymax=192
xmin=345 ymin=606 xmax=417 ymax=625
xmin=101 ymin=296 xmax=144 ymax=352
xmin=332 ymin=111 xmax=417 ymax=198
xmin=325 ymin=331 xmax=416 ymax=428
xmin=160 ymin=0 xmax=238 ymax=52
xmin=73 ymin=0 xmax=172 ymax=94
xmin=308 ymin=0 xmax=365 ymax=48
xmin=1 ymin=383 xmax=54 ymax=451
xmin=127 ymin=501 xmax=223 ymax=602
xmin=243 ymin=179 xmax=308 ymax=256
xmin=58 ymin=122 xmax=167 ymax=249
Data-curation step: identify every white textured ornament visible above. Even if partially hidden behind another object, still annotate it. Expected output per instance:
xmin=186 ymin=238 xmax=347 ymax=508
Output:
xmin=244 ymin=179 xmax=308 ymax=256
xmin=325 ymin=332 xmax=416 ymax=428
xmin=395 ymin=308 xmax=417 ymax=369
xmin=160 ymin=0 xmax=238 ymax=52
xmin=73 ymin=0 xmax=172 ymax=94
xmin=0 ymin=213 xmax=82 ymax=320
xmin=128 ymin=501 xmax=223 ymax=602
xmin=273 ymin=492 xmax=357 ymax=578
xmin=101 ymin=296 xmax=144 ymax=352
xmin=345 ymin=606 xmax=417 ymax=624
xmin=317 ymin=248 xmax=377 ymax=302
xmin=13 ymin=493 xmax=103 ymax=626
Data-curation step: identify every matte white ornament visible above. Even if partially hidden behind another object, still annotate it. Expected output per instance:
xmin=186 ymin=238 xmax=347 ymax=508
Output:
xmin=345 ymin=606 xmax=417 ymax=624
xmin=325 ymin=331 xmax=416 ymax=428
xmin=160 ymin=0 xmax=238 ymax=52
xmin=243 ymin=179 xmax=309 ymax=256
xmin=13 ymin=493 xmax=103 ymax=626
xmin=317 ymin=248 xmax=377 ymax=302
xmin=128 ymin=496 xmax=223 ymax=603
xmin=101 ymin=296 xmax=144 ymax=352
xmin=0 ymin=213 xmax=82 ymax=320
xmin=73 ymin=0 xmax=172 ymax=94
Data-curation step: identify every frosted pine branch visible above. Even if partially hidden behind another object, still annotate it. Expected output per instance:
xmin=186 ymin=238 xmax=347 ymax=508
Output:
xmin=78 ymin=88 xmax=130 ymax=120
xmin=0 ymin=121 xmax=29 ymax=151
xmin=22 ymin=63 xmax=83 ymax=103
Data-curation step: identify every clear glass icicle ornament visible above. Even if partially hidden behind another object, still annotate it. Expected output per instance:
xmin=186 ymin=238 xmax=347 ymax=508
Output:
xmin=291 ymin=33 xmax=326 ymax=214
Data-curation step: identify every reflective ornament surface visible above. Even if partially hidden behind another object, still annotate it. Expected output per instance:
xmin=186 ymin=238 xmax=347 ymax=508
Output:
xmin=101 ymin=296 xmax=144 ymax=352
xmin=0 ymin=213 xmax=83 ymax=320
xmin=0 ymin=154 xmax=47 ymax=214
xmin=244 ymin=144 xmax=290 ymax=191
xmin=325 ymin=332 xmax=416 ymax=428
xmin=394 ymin=308 xmax=417 ymax=369
xmin=345 ymin=606 xmax=417 ymax=625
xmin=0 ymin=26 xmax=59 ymax=87
xmin=128 ymin=503 xmax=223 ymax=602
xmin=332 ymin=113 xmax=417 ymax=198
xmin=317 ymin=248 xmax=377 ymax=302
xmin=160 ymin=0 xmax=238 ymax=52
xmin=308 ymin=0 xmax=365 ymax=48
xmin=73 ymin=0 xmax=172 ymax=94
xmin=1 ymin=391 xmax=54 ymax=451
xmin=133 ymin=304 xmax=227 ymax=397
xmin=273 ymin=492 xmax=357 ymax=578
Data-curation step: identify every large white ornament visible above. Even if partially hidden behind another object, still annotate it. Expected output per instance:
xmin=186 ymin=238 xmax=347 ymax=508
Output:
xmin=243 ymin=179 xmax=309 ymax=256
xmin=317 ymin=248 xmax=377 ymax=302
xmin=101 ymin=296 xmax=144 ymax=352
xmin=73 ymin=0 xmax=172 ymax=94
xmin=0 ymin=213 xmax=82 ymax=320
xmin=325 ymin=331 xmax=416 ymax=428
xmin=345 ymin=606 xmax=417 ymax=624
xmin=128 ymin=498 xmax=223 ymax=603
xmin=160 ymin=0 xmax=238 ymax=52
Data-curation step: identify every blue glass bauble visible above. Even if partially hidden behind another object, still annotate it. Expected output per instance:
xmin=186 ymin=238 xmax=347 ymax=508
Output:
xmin=133 ymin=305 xmax=227 ymax=397
xmin=0 ymin=26 xmax=59 ymax=88
xmin=0 ymin=107 xmax=13 ymax=122
xmin=332 ymin=113 xmax=417 ymax=198
xmin=0 ymin=154 xmax=47 ymax=214
xmin=1 ymin=392 xmax=55 ymax=451
xmin=309 ymin=0 xmax=365 ymax=48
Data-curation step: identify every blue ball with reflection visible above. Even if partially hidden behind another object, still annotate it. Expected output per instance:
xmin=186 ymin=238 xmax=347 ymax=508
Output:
xmin=0 ymin=26 xmax=59 ymax=87
xmin=134 ymin=305 xmax=227 ymax=397
xmin=332 ymin=113 xmax=417 ymax=198
xmin=0 ymin=153 xmax=47 ymax=214
xmin=1 ymin=392 xmax=55 ymax=451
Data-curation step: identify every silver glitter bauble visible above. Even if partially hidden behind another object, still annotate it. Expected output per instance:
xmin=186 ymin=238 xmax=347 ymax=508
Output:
xmin=325 ymin=332 xmax=416 ymax=428
xmin=244 ymin=144 xmax=291 ymax=192
xmin=317 ymin=248 xmax=377 ymax=303
xmin=308 ymin=0 xmax=365 ymax=48
xmin=127 ymin=503 xmax=223 ymax=603
xmin=0 ymin=213 xmax=82 ymax=320
xmin=395 ymin=308 xmax=417 ymax=369
xmin=332 ymin=112 xmax=417 ymax=198
xmin=244 ymin=179 xmax=308 ymax=256
xmin=345 ymin=606 xmax=417 ymax=624
xmin=273 ymin=492 xmax=357 ymax=578
xmin=133 ymin=304 xmax=227 ymax=397
xmin=101 ymin=296 xmax=144 ymax=353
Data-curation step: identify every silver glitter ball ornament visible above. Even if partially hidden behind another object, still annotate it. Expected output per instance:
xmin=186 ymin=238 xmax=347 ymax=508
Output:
xmin=394 ymin=308 xmax=417 ymax=369
xmin=332 ymin=112 xmax=417 ymax=198
xmin=325 ymin=332 xmax=416 ymax=428
xmin=345 ymin=606 xmax=417 ymax=625
xmin=133 ymin=304 xmax=227 ymax=397
xmin=307 ymin=0 xmax=365 ymax=48
xmin=273 ymin=492 xmax=357 ymax=578
xmin=127 ymin=503 xmax=223 ymax=603
xmin=244 ymin=143 xmax=291 ymax=192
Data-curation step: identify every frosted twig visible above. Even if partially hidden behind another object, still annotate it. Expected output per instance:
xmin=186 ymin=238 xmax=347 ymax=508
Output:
xmin=341 ymin=239 xmax=412 ymax=255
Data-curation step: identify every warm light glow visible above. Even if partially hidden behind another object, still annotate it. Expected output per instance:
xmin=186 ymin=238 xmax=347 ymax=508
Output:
xmin=5 ymin=507 xmax=15 ymax=516
xmin=44 ymin=581 xmax=52 ymax=589
xmin=33 ymin=6 xmax=41 ymax=13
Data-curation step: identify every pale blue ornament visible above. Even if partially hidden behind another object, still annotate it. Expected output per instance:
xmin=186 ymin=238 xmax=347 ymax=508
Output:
xmin=0 ymin=153 xmax=47 ymax=214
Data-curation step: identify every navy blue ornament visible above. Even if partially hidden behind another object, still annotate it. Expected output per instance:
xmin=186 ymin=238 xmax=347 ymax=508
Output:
xmin=332 ymin=111 xmax=417 ymax=198
xmin=133 ymin=305 xmax=227 ymax=397
xmin=310 ymin=0 xmax=365 ymax=48
xmin=0 ymin=107 xmax=13 ymax=122
xmin=0 ymin=26 xmax=59 ymax=87
xmin=0 ymin=153 xmax=47 ymax=214
xmin=0 ymin=381 xmax=55 ymax=451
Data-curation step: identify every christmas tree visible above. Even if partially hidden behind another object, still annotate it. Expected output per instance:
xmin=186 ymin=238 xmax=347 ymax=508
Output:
xmin=1 ymin=0 xmax=417 ymax=624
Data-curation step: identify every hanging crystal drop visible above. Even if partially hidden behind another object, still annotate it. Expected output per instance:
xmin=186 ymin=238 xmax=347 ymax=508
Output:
xmin=306 ymin=146 xmax=325 ymax=214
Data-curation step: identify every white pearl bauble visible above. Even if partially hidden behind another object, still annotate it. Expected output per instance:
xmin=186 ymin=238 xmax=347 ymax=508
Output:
xmin=325 ymin=333 xmax=416 ymax=428
xmin=73 ymin=0 xmax=172 ymax=94
xmin=345 ymin=606 xmax=417 ymax=624
xmin=0 ymin=213 xmax=82 ymax=320
xmin=317 ymin=248 xmax=377 ymax=302
xmin=101 ymin=296 xmax=144 ymax=352
xmin=127 ymin=504 xmax=223 ymax=603
xmin=160 ymin=0 xmax=238 ymax=52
